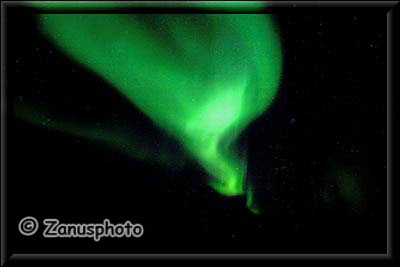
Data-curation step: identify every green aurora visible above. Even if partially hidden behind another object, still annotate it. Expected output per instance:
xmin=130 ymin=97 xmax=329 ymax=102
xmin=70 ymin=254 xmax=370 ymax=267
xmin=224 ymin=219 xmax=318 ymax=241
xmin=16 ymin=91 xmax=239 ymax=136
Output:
xmin=23 ymin=4 xmax=282 ymax=213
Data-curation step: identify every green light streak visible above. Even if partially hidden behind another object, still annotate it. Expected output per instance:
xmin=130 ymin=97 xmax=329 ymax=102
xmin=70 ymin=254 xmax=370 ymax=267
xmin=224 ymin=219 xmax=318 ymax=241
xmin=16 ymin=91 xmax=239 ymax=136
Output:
xmin=26 ymin=6 xmax=282 ymax=212
xmin=246 ymin=185 xmax=261 ymax=214
xmin=15 ymin=103 xmax=185 ymax=169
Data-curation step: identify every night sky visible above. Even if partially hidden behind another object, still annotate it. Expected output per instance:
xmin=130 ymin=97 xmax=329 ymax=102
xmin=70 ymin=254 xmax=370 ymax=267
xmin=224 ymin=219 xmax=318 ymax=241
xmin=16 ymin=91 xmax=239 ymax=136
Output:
xmin=5 ymin=4 xmax=392 ymax=257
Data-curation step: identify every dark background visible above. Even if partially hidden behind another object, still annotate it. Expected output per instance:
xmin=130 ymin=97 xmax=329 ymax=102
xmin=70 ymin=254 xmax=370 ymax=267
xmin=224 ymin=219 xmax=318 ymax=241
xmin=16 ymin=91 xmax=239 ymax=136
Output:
xmin=5 ymin=6 xmax=390 ymax=256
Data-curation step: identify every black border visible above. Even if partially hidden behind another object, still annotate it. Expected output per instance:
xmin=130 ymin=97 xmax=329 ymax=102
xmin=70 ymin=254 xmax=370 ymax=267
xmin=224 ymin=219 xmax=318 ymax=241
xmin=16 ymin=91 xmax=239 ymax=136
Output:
xmin=1 ymin=1 xmax=397 ymax=264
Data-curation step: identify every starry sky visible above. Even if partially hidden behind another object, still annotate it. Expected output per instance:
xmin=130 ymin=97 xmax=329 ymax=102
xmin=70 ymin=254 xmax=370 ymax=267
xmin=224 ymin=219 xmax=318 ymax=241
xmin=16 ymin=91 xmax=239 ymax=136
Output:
xmin=6 ymin=5 xmax=391 ymax=255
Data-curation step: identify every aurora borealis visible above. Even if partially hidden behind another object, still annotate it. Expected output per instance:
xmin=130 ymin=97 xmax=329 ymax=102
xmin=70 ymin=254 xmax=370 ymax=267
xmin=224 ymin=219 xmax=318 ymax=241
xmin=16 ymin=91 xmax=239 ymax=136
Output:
xmin=8 ymin=1 xmax=389 ymax=255
xmin=24 ymin=10 xmax=282 ymax=212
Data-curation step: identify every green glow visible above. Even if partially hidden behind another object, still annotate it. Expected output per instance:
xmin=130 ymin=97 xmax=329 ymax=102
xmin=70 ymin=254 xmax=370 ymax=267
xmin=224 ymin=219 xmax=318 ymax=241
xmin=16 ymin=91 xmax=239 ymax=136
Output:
xmin=26 ymin=7 xmax=282 ymax=212
xmin=322 ymin=163 xmax=367 ymax=214
xmin=336 ymin=168 xmax=367 ymax=213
